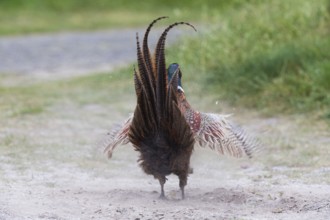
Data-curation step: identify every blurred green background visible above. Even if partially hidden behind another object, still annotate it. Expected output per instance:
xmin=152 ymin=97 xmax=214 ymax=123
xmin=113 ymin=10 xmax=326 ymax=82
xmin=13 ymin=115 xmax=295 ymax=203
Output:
xmin=0 ymin=0 xmax=243 ymax=35
xmin=0 ymin=0 xmax=329 ymax=117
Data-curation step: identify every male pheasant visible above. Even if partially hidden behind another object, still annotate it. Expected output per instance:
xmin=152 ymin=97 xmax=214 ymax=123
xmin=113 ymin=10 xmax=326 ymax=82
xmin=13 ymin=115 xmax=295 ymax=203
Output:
xmin=103 ymin=17 xmax=258 ymax=198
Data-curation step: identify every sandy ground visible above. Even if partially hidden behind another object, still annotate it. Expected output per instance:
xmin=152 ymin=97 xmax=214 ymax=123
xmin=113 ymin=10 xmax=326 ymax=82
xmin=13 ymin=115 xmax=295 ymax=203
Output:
xmin=1 ymin=98 xmax=329 ymax=220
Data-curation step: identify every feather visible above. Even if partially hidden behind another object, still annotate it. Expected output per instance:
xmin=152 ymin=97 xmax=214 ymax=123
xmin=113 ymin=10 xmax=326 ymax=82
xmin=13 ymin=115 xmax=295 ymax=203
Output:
xmin=142 ymin=16 xmax=168 ymax=84
xmin=154 ymin=22 xmax=196 ymax=118
xmin=192 ymin=112 xmax=259 ymax=158
xmin=103 ymin=116 xmax=132 ymax=158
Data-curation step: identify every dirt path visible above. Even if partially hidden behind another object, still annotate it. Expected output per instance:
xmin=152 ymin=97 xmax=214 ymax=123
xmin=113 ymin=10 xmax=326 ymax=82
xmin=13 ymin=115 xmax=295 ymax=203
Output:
xmin=1 ymin=98 xmax=329 ymax=219
xmin=0 ymin=28 xmax=182 ymax=81
xmin=0 ymin=29 xmax=329 ymax=219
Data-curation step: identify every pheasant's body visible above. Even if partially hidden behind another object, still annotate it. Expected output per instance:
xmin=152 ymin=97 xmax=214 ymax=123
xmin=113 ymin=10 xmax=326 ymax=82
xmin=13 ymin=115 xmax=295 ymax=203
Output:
xmin=104 ymin=89 xmax=256 ymax=158
xmin=127 ymin=17 xmax=195 ymax=198
xmin=103 ymin=17 xmax=259 ymax=199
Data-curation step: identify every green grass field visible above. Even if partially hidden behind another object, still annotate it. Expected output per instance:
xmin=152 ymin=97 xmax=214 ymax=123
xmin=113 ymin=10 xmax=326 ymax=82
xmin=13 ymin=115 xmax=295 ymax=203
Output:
xmin=0 ymin=0 xmax=239 ymax=35
xmin=170 ymin=0 xmax=330 ymax=115
xmin=0 ymin=0 xmax=329 ymax=117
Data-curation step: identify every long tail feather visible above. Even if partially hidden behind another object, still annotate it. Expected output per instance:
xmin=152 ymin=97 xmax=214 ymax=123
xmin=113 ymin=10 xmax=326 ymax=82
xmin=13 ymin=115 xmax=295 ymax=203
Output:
xmin=154 ymin=22 xmax=197 ymax=120
xmin=142 ymin=16 xmax=168 ymax=85
xmin=135 ymin=33 xmax=157 ymax=118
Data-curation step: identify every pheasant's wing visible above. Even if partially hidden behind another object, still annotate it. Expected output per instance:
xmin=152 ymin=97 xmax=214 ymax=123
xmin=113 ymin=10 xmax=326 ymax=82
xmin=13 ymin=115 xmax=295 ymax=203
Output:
xmin=191 ymin=112 xmax=259 ymax=158
xmin=103 ymin=116 xmax=132 ymax=158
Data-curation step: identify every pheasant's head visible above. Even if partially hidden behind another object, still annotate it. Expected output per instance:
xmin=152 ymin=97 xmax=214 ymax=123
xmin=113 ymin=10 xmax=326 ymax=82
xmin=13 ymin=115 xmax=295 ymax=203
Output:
xmin=167 ymin=63 xmax=184 ymax=93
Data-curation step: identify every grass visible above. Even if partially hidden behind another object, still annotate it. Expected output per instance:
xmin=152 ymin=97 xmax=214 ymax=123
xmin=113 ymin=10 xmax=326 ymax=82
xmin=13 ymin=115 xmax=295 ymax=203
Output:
xmin=0 ymin=69 xmax=133 ymax=120
xmin=2 ymin=0 xmax=328 ymax=114
xmin=170 ymin=0 xmax=330 ymax=115
xmin=0 ymin=0 xmax=242 ymax=35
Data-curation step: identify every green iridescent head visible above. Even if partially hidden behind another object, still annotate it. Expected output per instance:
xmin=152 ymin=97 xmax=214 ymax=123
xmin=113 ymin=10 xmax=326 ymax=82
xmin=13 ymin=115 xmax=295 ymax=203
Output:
xmin=167 ymin=63 xmax=184 ymax=92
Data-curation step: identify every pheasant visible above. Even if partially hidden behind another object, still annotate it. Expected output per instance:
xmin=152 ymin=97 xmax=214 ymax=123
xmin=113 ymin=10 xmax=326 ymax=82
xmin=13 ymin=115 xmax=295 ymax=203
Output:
xmin=129 ymin=17 xmax=196 ymax=199
xmin=103 ymin=17 xmax=258 ymax=198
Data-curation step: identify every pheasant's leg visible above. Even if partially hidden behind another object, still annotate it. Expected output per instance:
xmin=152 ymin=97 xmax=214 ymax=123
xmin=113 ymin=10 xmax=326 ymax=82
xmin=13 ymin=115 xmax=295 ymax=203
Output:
xmin=158 ymin=176 xmax=166 ymax=199
xmin=179 ymin=175 xmax=187 ymax=200
xmin=180 ymin=185 xmax=185 ymax=199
